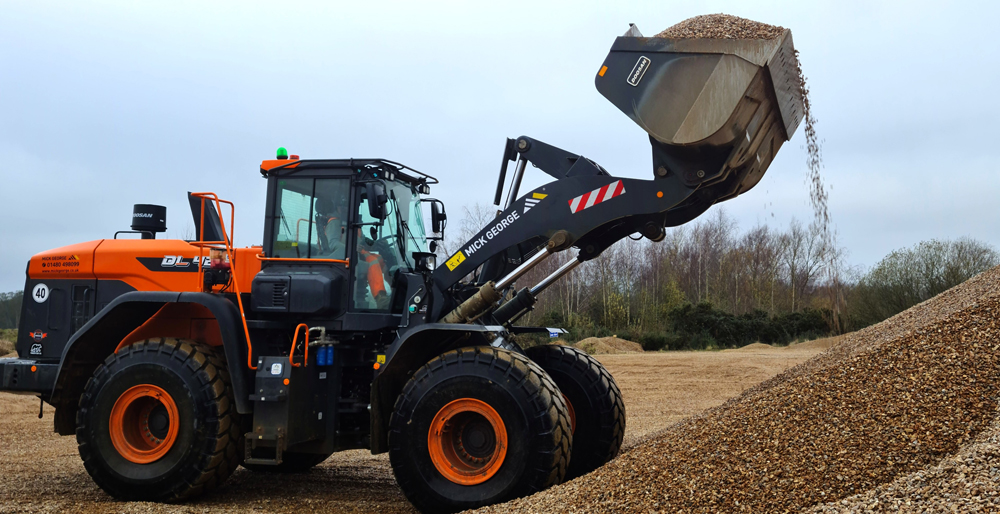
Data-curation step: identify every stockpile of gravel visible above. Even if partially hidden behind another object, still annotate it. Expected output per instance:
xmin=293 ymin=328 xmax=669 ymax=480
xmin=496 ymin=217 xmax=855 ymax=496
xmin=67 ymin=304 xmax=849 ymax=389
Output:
xmin=481 ymin=265 xmax=1000 ymax=513
xmin=655 ymin=14 xmax=785 ymax=40
xmin=572 ymin=337 xmax=643 ymax=355
xmin=811 ymin=416 xmax=1000 ymax=512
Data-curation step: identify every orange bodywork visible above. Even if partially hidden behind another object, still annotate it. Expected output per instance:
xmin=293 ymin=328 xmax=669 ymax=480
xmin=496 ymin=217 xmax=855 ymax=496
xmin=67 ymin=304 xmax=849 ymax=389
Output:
xmin=29 ymin=241 xmax=100 ymax=280
xmin=29 ymin=239 xmax=262 ymax=292
xmin=260 ymin=158 xmax=300 ymax=172
xmin=28 ymin=239 xmax=264 ymax=352
xmin=115 ymin=303 xmax=224 ymax=352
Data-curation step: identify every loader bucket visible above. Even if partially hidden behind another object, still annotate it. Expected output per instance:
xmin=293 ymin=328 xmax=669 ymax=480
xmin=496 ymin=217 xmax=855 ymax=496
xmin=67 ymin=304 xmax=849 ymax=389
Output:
xmin=595 ymin=26 xmax=804 ymax=202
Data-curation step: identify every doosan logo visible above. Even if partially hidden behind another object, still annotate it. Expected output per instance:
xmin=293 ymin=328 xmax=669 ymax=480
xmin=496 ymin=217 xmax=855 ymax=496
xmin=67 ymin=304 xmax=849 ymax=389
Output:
xmin=627 ymin=56 xmax=651 ymax=87
xmin=133 ymin=213 xmax=154 ymax=218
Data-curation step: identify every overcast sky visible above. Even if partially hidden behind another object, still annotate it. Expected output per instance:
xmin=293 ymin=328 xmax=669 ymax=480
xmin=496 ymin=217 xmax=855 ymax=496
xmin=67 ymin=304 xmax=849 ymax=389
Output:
xmin=1 ymin=0 xmax=998 ymax=292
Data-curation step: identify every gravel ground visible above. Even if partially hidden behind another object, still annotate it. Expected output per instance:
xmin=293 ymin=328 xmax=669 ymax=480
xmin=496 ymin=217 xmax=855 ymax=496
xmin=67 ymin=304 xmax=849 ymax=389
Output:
xmin=0 ymin=344 xmax=819 ymax=512
xmin=655 ymin=14 xmax=785 ymax=40
xmin=480 ymin=266 xmax=1000 ymax=513
xmin=810 ymin=416 xmax=1000 ymax=513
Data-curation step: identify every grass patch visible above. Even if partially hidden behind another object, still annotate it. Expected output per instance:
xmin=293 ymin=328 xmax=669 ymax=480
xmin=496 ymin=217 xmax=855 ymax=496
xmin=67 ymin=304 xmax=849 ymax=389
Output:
xmin=0 ymin=328 xmax=16 ymax=355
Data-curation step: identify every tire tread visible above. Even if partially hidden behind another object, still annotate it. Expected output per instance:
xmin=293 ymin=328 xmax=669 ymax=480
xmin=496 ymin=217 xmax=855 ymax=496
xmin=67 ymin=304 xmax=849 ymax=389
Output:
xmin=526 ymin=344 xmax=625 ymax=480
xmin=75 ymin=338 xmax=239 ymax=502
xmin=388 ymin=346 xmax=572 ymax=513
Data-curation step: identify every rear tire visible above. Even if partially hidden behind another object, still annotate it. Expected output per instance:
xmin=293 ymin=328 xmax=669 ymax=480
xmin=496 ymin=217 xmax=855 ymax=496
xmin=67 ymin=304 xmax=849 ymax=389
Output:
xmin=389 ymin=346 xmax=572 ymax=513
xmin=76 ymin=338 xmax=240 ymax=501
xmin=525 ymin=344 xmax=625 ymax=480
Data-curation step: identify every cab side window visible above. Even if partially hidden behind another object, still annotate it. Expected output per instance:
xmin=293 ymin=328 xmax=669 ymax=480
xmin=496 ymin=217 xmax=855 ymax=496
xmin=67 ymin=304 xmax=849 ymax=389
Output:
xmin=352 ymin=192 xmax=392 ymax=311
xmin=270 ymin=178 xmax=351 ymax=260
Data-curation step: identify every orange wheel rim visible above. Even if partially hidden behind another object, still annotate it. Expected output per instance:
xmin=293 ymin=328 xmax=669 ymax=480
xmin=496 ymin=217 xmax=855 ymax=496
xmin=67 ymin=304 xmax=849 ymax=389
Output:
xmin=562 ymin=393 xmax=577 ymax=434
xmin=109 ymin=384 xmax=180 ymax=464
xmin=427 ymin=398 xmax=507 ymax=485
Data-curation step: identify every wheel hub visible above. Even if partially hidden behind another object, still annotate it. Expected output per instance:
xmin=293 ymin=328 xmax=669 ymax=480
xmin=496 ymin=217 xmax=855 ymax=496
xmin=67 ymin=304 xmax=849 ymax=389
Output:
xmin=427 ymin=398 xmax=507 ymax=485
xmin=109 ymin=384 xmax=179 ymax=464
xmin=459 ymin=418 xmax=496 ymax=459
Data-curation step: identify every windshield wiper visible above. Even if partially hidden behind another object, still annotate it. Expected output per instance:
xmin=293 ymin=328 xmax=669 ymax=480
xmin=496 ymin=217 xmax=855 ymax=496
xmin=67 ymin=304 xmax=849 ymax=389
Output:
xmin=389 ymin=193 xmax=408 ymax=257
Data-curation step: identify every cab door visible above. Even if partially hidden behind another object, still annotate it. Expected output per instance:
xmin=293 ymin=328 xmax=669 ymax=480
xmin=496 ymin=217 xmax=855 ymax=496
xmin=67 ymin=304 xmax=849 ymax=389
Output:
xmin=350 ymin=184 xmax=404 ymax=312
xmin=252 ymin=176 xmax=353 ymax=317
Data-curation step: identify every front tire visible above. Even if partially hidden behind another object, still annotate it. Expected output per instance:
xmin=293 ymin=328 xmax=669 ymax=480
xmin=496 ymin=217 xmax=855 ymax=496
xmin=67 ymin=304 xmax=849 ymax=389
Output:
xmin=388 ymin=346 xmax=572 ymax=513
xmin=76 ymin=338 xmax=240 ymax=501
xmin=525 ymin=344 xmax=625 ymax=480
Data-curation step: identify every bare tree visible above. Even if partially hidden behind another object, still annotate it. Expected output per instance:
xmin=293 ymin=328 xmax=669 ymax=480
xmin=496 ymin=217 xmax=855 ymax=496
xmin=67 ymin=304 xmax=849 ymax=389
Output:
xmin=780 ymin=219 xmax=827 ymax=311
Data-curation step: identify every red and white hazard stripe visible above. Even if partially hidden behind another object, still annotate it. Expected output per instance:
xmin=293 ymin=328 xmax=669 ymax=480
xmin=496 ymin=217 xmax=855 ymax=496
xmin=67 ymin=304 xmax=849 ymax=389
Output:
xmin=568 ymin=180 xmax=626 ymax=214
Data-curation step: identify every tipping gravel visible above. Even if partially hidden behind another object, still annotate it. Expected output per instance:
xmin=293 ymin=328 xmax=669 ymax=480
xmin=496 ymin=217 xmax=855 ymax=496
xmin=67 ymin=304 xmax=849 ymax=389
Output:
xmin=480 ymin=265 xmax=1000 ymax=513
xmin=655 ymin=14 xmax=785 ymax=40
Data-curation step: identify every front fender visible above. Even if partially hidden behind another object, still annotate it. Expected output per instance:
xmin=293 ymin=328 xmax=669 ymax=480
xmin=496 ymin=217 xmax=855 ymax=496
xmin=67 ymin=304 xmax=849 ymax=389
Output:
xmin=49 ymin=292 xmax=251 ymax=435
xmin=369 ymin=323 xmax=516 ymax=454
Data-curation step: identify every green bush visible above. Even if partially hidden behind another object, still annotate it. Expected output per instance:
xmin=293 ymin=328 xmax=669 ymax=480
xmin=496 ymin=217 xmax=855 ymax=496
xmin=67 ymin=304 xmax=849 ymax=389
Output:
xmin=848 ymin=238 xmax=998 ymax=330
xmin=665 ymin=302 xmax=828 ymax=349
xmin=518 ymin=303 xmax=831 ymax=353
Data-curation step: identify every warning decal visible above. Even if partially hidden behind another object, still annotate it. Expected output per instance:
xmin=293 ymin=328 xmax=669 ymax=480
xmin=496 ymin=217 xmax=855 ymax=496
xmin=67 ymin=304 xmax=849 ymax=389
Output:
xmin=568 ymin=180 xmax=626 ymax=214
xmin=445 ymin=251 xmax=466 ymax=271
xmin=524 ymin=192 xmax=547 ymax=214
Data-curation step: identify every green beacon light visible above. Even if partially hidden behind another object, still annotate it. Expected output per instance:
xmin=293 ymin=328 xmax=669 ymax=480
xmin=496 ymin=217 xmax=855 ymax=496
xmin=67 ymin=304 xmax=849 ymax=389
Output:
xmin=276 ymin=147 xmax=289 ymax=160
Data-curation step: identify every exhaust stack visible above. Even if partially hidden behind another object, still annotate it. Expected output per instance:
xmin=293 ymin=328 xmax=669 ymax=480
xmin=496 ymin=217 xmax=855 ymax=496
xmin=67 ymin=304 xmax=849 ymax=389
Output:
xmin=131 ymin=204 xmax=167 ymax=239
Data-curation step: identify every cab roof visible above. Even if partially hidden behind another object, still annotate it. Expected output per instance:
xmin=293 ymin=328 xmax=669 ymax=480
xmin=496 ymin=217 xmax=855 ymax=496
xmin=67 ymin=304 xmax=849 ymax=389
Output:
xmin=259 ymin=158 xmax=437 ymax=187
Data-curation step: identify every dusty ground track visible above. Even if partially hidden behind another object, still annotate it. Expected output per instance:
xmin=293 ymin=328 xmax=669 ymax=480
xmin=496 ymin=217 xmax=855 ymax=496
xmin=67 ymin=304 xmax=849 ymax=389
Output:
xmin=0 ymin=344 xmax=824 ymax=513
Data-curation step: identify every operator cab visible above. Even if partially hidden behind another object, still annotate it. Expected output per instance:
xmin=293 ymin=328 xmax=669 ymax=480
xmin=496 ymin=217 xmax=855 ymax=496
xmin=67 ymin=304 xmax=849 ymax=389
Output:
xmin=254 ymin=150 xmax=442 ymax=321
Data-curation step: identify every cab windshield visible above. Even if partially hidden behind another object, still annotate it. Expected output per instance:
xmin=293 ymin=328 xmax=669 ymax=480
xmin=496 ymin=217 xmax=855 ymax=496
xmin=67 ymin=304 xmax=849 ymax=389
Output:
xmin=356 ymin=180 xmax=429 ymax=271
xmin=387 ymin=182 xmax=429 ymax=268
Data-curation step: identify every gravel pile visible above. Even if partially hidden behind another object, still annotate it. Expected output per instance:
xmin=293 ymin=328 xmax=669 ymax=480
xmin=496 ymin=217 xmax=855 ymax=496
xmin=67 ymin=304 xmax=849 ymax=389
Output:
xmin=655 ymin=14 xmax=785 ymax=40
xmin=811 ymin=417 xmax=1000 ymax=512
xmin=480 ymin=265 xmax=1000 ymax=513
xmin=572 ymin=337 xmax=643 ymax=355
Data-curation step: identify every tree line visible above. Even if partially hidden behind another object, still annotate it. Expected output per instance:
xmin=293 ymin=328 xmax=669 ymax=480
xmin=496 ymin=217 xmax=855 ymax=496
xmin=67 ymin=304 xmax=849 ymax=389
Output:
xmin=0 ymin=290 xmax=21 ymax=330
xmin=1 ymin=213 xmax=994 ymax=351
xmin=440 ymin=204 xmax=999 ymax=350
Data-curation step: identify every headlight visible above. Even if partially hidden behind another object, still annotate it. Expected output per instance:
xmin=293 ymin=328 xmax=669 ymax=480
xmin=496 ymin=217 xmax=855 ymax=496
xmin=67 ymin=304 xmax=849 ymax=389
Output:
xmin=413 ymin=252 xmax=437 ymax=272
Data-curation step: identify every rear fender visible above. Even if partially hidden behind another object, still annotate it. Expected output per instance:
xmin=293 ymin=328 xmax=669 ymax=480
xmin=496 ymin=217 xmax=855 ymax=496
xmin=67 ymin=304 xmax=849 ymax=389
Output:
xmin=369 ymin=323 xmax=515 ymax=454
xmin=49 ymin=292 xmax=250 ymax=435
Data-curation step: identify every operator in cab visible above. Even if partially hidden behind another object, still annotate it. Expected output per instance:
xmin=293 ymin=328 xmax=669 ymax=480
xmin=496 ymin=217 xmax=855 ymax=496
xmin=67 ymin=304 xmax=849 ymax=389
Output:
xmin=315 ymin=196 xmax=391 ymax=311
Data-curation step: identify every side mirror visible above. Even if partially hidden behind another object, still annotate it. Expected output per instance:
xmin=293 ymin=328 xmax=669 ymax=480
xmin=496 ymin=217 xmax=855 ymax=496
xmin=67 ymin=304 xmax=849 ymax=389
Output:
xmin=365 ymin=182 xmax=387 ymax=220
xmin=431 ymin=201 xmax=447 ymax=233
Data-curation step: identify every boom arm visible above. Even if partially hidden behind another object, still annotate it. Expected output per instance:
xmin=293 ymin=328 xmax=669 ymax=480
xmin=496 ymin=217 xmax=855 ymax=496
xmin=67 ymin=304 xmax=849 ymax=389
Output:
xmin=432 ymin=134 xmax=746 ymax=295
xmin=433 ymin=26 xmax=805 ymax=320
